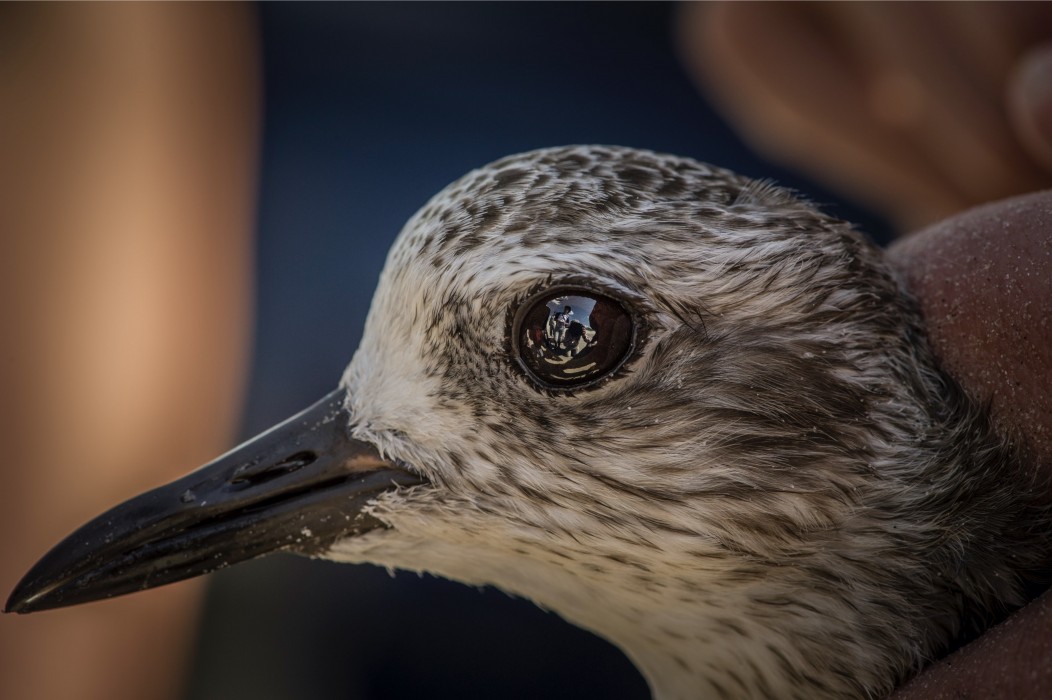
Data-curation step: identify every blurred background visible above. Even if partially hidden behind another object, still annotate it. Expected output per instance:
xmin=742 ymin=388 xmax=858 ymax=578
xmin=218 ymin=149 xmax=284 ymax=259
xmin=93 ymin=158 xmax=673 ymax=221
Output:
xmin=1 ymin=3 xmax=1049 ymax=700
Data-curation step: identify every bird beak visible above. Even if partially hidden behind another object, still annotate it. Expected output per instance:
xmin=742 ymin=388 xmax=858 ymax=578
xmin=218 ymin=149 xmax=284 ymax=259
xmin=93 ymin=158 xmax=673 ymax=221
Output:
xmin=5 ymin=388 xmax=425 ymax=614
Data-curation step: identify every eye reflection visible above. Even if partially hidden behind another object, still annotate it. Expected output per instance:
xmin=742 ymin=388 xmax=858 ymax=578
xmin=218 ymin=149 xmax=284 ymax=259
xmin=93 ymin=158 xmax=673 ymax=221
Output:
xmin=516 ymin=290 xmax=634 ymax=389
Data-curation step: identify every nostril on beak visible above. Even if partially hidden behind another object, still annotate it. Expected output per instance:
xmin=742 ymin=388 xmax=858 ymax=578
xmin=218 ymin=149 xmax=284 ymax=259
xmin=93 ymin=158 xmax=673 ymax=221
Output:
xmin=229 ymin=451 xmax=318 ymax=489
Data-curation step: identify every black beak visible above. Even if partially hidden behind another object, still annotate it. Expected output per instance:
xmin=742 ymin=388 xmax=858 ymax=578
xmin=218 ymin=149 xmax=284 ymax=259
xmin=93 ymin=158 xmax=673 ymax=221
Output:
xmin=5 ymin=388 xmax=425 ymax=614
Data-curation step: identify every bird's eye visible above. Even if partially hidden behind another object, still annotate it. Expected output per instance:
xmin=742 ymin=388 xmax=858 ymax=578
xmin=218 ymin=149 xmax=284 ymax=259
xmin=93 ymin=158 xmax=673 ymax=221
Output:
xmin=512 ymin=288 xmax=635 ymax=390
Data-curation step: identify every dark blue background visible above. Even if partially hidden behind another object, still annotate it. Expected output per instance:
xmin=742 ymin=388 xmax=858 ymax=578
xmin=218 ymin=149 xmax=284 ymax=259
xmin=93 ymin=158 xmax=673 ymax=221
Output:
xmin=186 ymin=4 xmax=888 ymax=699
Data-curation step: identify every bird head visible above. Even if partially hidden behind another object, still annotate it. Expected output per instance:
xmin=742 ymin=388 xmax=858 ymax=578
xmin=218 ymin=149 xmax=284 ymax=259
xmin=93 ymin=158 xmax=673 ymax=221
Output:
xmin=335 ymin=145 xmax=918 ymax=582
xmin=8 ymin=147 xmax=1045 ymax=699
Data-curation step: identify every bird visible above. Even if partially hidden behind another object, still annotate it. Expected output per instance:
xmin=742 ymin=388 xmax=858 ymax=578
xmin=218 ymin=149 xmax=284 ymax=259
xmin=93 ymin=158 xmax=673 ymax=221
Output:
xmin=6 ymin=145 xmax=1051 ymax=699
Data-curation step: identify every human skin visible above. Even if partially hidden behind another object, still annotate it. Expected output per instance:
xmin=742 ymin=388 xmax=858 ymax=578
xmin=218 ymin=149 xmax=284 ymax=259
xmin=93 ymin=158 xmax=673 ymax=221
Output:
xmin=0 ymin=5 xmax=259 ymax=700
xmin=678 ymin=2 xmax=1052 ymax=233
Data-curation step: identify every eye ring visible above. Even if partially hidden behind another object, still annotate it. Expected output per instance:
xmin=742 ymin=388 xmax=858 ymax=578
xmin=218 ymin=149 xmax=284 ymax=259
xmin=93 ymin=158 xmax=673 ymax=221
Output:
xmin=510 ymin=285 xmax=639 ymax=391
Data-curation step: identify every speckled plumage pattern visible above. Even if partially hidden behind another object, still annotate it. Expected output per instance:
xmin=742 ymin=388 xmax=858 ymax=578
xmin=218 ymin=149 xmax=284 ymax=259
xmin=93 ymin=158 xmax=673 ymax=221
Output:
xmin=324 ymin=146 xmax=1050 ymax=699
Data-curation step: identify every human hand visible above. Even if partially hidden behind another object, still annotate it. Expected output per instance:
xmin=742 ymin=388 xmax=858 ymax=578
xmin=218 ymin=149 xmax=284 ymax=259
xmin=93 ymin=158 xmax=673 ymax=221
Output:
xmin=679 ymin=2 xmax=1052 ymax=232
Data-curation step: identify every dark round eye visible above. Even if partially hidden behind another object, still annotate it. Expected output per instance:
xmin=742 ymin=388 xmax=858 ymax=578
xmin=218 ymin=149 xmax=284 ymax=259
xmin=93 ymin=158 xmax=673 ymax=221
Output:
xmin=512 ymin=288 xmax=636 ymax=390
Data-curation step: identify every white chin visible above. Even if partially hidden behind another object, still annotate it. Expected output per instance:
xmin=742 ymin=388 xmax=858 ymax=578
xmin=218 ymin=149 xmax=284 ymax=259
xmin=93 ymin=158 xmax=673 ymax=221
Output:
xmin=324 ymin=528 xmax=559 ymax=601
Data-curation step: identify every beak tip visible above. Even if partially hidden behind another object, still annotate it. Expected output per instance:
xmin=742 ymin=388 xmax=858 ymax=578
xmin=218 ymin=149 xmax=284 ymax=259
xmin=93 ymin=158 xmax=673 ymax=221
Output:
xmin=4 ymin=588 xmax=35 ymax=615
xmin=5 ymin=579 xmax=94 ymax=615
xmin=5 ymin=579 xmax=46 ymax=614
xmin=5 ymin=559 xmax=81 ymax=615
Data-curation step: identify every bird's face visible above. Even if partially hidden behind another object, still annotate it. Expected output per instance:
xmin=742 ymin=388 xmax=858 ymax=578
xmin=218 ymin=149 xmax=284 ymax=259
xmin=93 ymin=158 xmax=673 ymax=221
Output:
xmin=320 ymin=147 xmax=919 ymax=631
xmin=7 ymin=146 xmax=934 ymax=696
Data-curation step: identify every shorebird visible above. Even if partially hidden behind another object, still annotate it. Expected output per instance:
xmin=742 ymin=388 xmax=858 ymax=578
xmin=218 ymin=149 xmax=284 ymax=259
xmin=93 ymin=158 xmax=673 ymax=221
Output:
xmin=6 ymin=146 xmax=1051 ymax=699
